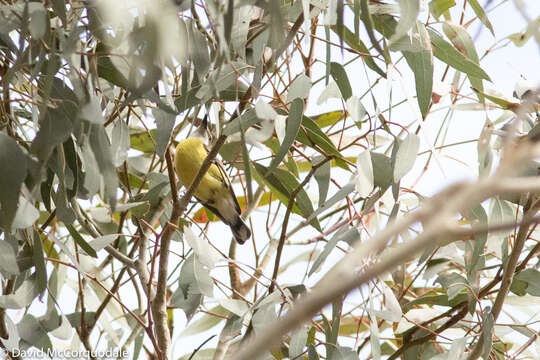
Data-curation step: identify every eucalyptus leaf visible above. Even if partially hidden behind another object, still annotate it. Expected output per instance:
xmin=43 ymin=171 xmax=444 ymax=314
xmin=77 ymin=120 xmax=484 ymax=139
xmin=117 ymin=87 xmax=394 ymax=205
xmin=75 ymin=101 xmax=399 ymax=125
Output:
xmin=0 ymin=240 xmax=19 ymax=276
xmin=428 ymin=29 xmax=491 ymax=81
xmin=153 ymin=107 xmax=176 ymax=159
xmin=0 ymin=134 xmax=27 ymax=230
xmin=389 ymin=0 xmax=420 ymax=47
xmin=355 ymin=150 xmax=374 ymax=197
xmin=268 ymin=98 xmax=303 ymax=173
xmin=12 ymin=196 xmax=40 ymax=230
xmin=314 ymin=156 xmax=331 ymax=207
xmin=18 ymin=314 xmax=53 ymax=352
xmin=329 ymin=62 xmax=352 ymax=100
xmin=289 ymin=326 xmax=308 ymax=359
xmin=287 ymin=74 xmax=312 ymax=102
xmin=181 ymin=306 xmax=229 ymax=336
xmin=111 ymin=119 xmax=130 ymax=166
xmin=393 ymin=133 xmax=420 ymax=182
xmin=430 ymin=0 xmax=455 ymax=18
xmin=403 ymin=22 xmax=433 ymax=117
xmin=89 ymin=123 xmax=118 ymax=210
xmin=0 ymin=314 xmax=20 ymax=352
xmin=0 ymin=276 xmax=39 ymax=309
xmin=467 ymin=0 xmax=494 ymax=35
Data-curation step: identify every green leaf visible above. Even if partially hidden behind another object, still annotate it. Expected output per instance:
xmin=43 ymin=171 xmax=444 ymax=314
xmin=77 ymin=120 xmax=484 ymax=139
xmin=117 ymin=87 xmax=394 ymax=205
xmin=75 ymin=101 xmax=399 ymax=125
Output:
xmin=66 ymin=225 xmax=97 ymax=258
xmin=175 ymin=82 xmax=249 ymax=115
xmin=507 ymin=16 xmax=540 ymax=47
xmin=467 ymin=0 xmax=494 ymax=35
xmin=393 ymin=133 xmax=420 ymax=182
xmin=130 ymin=129 xmax=157 ymax=153
xmin=50 ymin=0 xmax=66 ymax=27
xmin=12 ymin=196 xmax=40 ymax=230
xmin=153 ymin=107 xmax=176 ymax=159
xmin=389 ymin=0 xmax=420 ymax=47
xmin=88 ymin=234 xmax=118 ymax=253
xmin=471 ymin=89 xmax=520 ymax=111
xmin=289 ymin=326 xmax=308 ymax=359
xmin=331 ymin=25 xmax=386 ymax=77
xmin=181 ymin=306 xmax=229 ymax=336
xmin=170 ymin=255 xmax=205 ymax=320
xmin=360 ymin=0 xmax=387 ymax=61
xmin=63 ymin=137 xmax=80 ymax=199
xmin=429 ymin=0 xmax=456 ymax=18
xmin=335 ymin=346 xmax=359 ymax=360
xmin=224 ymin=0 xmax=234 ymax=45
xmin=195 ymin=62 xmax=250 ymax=103
xmin=481 ymin=307 xmax=494 ymax=359
xmin=29 ymin=4 xmax=47 ymax=40
xmin=428 ymin=29 xmax=491 ymax=81
xmin=355 ymin=151 xmax=374 ymax=197
xmin=308 ymin=183 xmax=355 ymax=223
xmin=346 ymin=96 xmax=367 ymax=124
xmin=89 ymin=124 xmax=118 ymax=210
xmin=0 ymin=276 xmax=39 ymax=309
xmin=32 ymin=231 xmax=47 ymax=295
xmin=0 ymin=314 xmax=20 ymax=351
xmin=253 ymin=163 xmax=320 ymax=230
xmin=329 ymin=62 xmax=352 ymax=100
xmin=18 ymin=314 xmax=53 ymax=352
xmin=312 ymin=111 xmax=346 ymax=128
xmin=132 ymin=328 xmax=144 ymax=360
xmin=287 ymin=74 xmax=312 ymax=102
xmin=489 ymin=198 xmax=515 ymax=240
xmin=309 ymin=230 xmax=342 ymax=277
xmin=436 ymin=273 xmax=469 ymax=301
xmin=371 ymin=152 xmax=393 ymax=190
xmin=41 ymin=168 xmax=54 ymax=212
xmin=187 ymin=21 xmax=210 ymax=79
xmin=297 ymin=116 xmax=348 ymax=170
xmin=403 ymin=22 xmax=433 ymax=118
xmin=65 ymin=311 xmax=96 ymax=329
xmin=403 ymin=293 xmax=468 ymax=312
xmin=443 ymin=22 xmax=484 ymax=102
xmin=308 ymin=344 xmax=320 ymax=360
xmin=466 ymin=204 xmax=487 ymax=275
xmin=111 ymin=119 xmax=130 ymax=166
xmin=314 ymin=156 xmax=331 ymax=207
xmin=223 ymin=108 xmax=260 ymax=136
xmin=513 ymin=269 xmax=540 ymax=296
xmin=268 ymin=98 xmax=303 ymax=173
xmin=31 ymin=109 xmax=73 ymax=163
xmin=0 ymin=240 xmax=20 ymax=276
xmin=231 ymin=4 xmax=253 ymax=59
xmin=252 ymin=303 xmax=278 ymax=337
xmin=324 ymin=301 xmax=343 ymax=359
xmin=96 ymin=43 xmax=130 ymax=89
xmin=0 ymin=133 xmax=27 ymax=230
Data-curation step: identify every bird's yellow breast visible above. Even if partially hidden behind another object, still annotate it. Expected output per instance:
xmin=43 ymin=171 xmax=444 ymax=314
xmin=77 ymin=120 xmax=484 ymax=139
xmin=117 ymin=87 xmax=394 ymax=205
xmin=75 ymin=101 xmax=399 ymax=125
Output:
xmin=174 ymin=138 xmax=228 ymax=204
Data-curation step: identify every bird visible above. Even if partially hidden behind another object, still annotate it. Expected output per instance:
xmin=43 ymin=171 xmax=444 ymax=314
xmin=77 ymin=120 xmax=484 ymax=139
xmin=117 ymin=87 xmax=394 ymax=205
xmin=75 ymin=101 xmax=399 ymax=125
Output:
xmin=174 ymin=137 xmax=251 ymax=244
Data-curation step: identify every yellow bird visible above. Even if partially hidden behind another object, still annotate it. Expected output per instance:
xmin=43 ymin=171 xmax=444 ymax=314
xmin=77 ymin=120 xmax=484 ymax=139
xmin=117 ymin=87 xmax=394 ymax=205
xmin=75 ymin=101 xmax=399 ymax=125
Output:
xmin=174 ymin=138 xmax=251 ymax=244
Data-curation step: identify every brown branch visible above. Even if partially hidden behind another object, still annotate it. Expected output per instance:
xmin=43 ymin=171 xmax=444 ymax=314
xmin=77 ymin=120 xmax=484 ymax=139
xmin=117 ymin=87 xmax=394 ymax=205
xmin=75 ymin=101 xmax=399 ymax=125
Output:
xmin=150 ymin=147 xmax=181 ymax=360
xmin=233 ymin=142 xmax=540 ymax=360
xmin=467 ymin=196 xmax=539 ymax=360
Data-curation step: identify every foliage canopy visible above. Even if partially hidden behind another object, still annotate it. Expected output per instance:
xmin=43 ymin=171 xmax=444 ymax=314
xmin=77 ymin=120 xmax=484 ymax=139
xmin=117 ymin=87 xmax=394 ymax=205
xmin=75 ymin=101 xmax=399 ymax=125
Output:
xmin=0 ymin=0 xmax=539 ymax=359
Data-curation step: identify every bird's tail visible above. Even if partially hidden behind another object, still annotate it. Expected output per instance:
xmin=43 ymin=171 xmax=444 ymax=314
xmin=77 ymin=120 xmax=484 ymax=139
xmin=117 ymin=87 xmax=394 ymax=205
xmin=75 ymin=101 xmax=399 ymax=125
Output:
xmin=230 ymin=216 xmax=251 ymax=244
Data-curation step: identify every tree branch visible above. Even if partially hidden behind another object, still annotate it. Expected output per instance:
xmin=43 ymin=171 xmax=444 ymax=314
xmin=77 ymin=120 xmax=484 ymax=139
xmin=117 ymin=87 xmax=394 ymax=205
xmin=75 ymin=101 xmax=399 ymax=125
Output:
xmin=234 ymin=142 xmax=540 ymax=360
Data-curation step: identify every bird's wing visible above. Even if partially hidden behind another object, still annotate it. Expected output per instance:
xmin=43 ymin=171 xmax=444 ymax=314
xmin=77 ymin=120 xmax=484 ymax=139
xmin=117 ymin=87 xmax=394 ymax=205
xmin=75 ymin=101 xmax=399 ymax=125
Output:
xmin=212 ymin=158 xmax=242 ymax=214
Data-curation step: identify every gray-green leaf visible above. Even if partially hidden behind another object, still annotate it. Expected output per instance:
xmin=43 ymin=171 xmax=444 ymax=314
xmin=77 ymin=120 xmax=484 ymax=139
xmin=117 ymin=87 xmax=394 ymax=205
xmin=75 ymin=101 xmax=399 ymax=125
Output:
xmin=0 ymin=133 xmax=27 ymax=230
xmin=393 ymin=133 xmax=420 ymax=182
